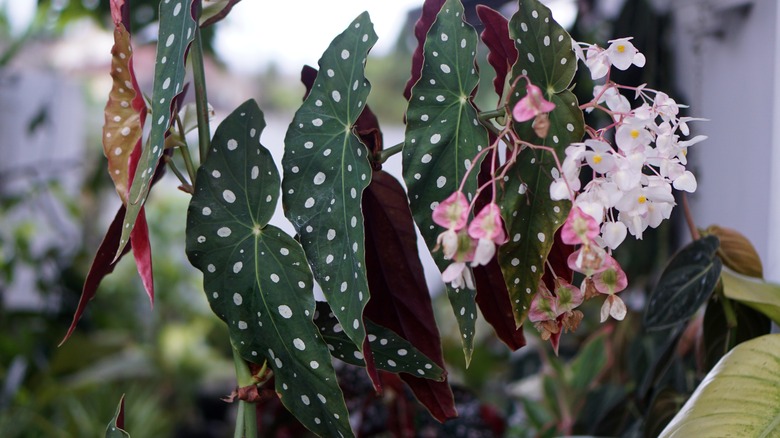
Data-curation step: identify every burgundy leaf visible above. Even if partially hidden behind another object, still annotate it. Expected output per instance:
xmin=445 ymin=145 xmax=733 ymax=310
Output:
xmin=60 ymin=205 xmax=131 ymax=345
xmin=473 ymin=147 xmax=526 ymax=350
xmin=362 ymin=336 xmax=382 ymax=394
xmin=127 ymin=136 xmax=154 ymax=307
xmin=476 ymin=5 xmax=518 ymax=101
xmin=200 ymin=0 xmax=242 ymax=28
xmin=363 ymin=170 xmax=456 ymax=422
xmin=116 ymin=395 xmax=125 ymax=429
xmin=300 ymin=64 xmax=318 ymax=96
xmin=403 ymin=0 xmax=447 ymax=100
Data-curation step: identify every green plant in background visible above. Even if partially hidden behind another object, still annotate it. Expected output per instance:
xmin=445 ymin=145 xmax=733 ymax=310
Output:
xmin=6 ymin=0 xmax=775 ymax=437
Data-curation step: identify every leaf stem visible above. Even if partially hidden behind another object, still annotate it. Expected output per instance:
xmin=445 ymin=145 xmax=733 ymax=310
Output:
xmin=681 ymin=192 xmax=700 ymax=240
xmin=179 ymin=142 xmax=198 ymax=186
xmin=377 ymin=142 xmax=404 ymax=164
xmin=478 ymin=108 xmax=506 ymax=122
xmin=232 ymin=346 xmax=258 ymax=438
xmin=191 ymin=25 xmax=211 ymax=166
xmin=163 ymin=155 xmax=193 ymax=193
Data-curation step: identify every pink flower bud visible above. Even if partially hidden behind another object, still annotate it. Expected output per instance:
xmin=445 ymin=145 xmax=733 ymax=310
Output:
xmin=432 ymin=191 xmax=469 ymax=230
xmin=513 ymin=84 xmax=556 ymax=123
xmin=561 ymin=207 xmax=599 ymax=245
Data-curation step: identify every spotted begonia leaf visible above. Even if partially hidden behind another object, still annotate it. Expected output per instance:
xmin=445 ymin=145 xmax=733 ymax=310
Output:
xmin=363 ymin=170 xmax=456 ymax=421
xmin=314 ymin=302 xmax=445 ymax=381
xmin=497 ymin=0 xmax=584 ymax=325
xmin=186 ymin=100 xmax=352 ymax=438
xmin=282 ymin=12 xmax=377 ymax=354
xmin=105 ymin=395 xmax=130 ymax=438
xmin=402 ymin=0 xmax=488 ymax=364
xmin=118 ymin=0 xmax=197 ymax=259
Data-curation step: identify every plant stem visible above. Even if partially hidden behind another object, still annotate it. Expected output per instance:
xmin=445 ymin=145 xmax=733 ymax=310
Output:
xmin=377 ymin=142 xmax=404 ymax=164
xmin=232 ymin=346 xmax=258 ymax=438
xmin=681 ymin=193 xmax=700 ymax=240
xmin=163 ymin=155 xmax=192 ymax=193
xmin=478 ymin=108 xmax=506 ymax=122
xmin=179 ymin=143 xmax=197 ymax=185
xmin=191 ymin=25 xmax=211 ymax=166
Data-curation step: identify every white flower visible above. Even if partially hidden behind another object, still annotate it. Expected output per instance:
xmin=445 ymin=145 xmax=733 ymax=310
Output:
xmin=442 ymin=262 xmax=475 ymax=290
xmin=606 ymin=37 xmax=646 ymax=70
xmin=585 ymin=45 xmax=610 ymax=79
xmin=602 ymin=221 xmax=628 ymax=250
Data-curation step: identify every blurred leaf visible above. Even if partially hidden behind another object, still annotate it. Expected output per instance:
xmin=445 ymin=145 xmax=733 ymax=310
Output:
xmin=659 ymin=334 xmax=780 ymax=437
xmin=643 ymin=387 xmax=685 ymax=438
xmin=119 ymin=0 xmax=197 ymax=259
xmin=282 ymin=12 xmax=377 ymax=353
xmin=200 ymin=0 xmax=241 ymax=28
xmin=363 ymin=170 xmax=456 ymax=422
xmin=705 ymin=225 xmax=763 ymax=278
xmin=703 ymin=295 xmax=770 ymax=372
xmin=569 ymin=331 xmax=607 ymax=390
xmin=402 ymin=0 xmax=489 ymax=363
xmin=105 ymin=395 xmax=130 ymax=438
xmin=644 ymin=236 xmax=722 ymax=330
xmin=721 ymin=269 xmax=780 ymax=325
xmin=314 ymin=302 xmax=444 ymax=381
xmin=186 ymin=100 xmax=352 ymax=437
xmin=476 ymin=5 xmax=517 ymax=101
xmin=499 ymin=0 xmax=583 ymax=325
xmin=403 ymin=0 xmax=447 ymax=99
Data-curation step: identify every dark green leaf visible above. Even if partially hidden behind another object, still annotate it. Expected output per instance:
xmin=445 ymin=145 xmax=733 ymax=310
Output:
xmin=643 ymin=387 xmax=686 ymax=438
xmin=118 ymin=0 xmax=196 ymax=258
xmin=498 ymin=0 xmax=584 ymax=325
xmin=186 ymin=100 xmax=353 ymax=437
xmin=314 ymin=302 xmax=444 ymax=381
xmin=644 ymin=236 xmax=722 ymax=330
xmin=703 ymin=294 xmax=770 ymax=372
xmin=282 ymin=12 xmax=377 ymax=353
xmin=105 ymin=395 xmax=130 ymax=438
xmin=402 ymin=0 xmax=489 ymax=364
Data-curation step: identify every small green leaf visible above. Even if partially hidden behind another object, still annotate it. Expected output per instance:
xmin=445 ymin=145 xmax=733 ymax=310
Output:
xmin=499 ymin=0 xmax=584 ymax=325
xmin=118 ymin=0 xmax=197 ymax=258
xmin=402 ymin=0 xmax=489 ymax=364
xmin=105 ymin=395 xmax=130 ymax=438
xmin=659 ymin=334 xmax=780 ymax=437
xmin=186 ymin=100 xmax=352 ymax=437
xmin=644 ymin=236 xmax=722 ymax=330
xmin=282 ymin=12 xmax=377 ymax=353
xmin=568 ymin=331 xmax=607 ymax=390
xmin=721 ymin=269 xmax=780 ymax=325
xmin=314 ymin=302 xmax=445 ymax=381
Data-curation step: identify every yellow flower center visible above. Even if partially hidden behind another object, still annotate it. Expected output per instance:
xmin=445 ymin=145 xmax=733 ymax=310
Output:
xmin=617 ymin=44 xmax=626 ymax=53
xmin=638 ymin=195 xmax=647 ymax=204
xmin=630 ymin=129 xmax=640 ymax=139
xmin=593 ymin=154 xmax=602 ymax=164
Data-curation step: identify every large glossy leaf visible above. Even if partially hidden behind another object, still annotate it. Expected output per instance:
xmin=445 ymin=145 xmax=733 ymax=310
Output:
xmin=644 ymin=236 xmax=722 ymax=330
xmin=314 ymin=302 xmax=444 ymax=381
xmin=659 ymin=334 xmax=780 ymax=437
xmin=186 ymin=100 xmax=352 ymax=437
xmin=118 ymin=0 xmax=197 ymax=259
xmin=282 ymin=13 xmax=377 ymax=354
xmin=721 ymin=269 xmax=780 ymax=325
xmin=403 ymin=0 xmax=489 ymax=364
xmin=363 ymin=170 xmax=456 ymax=422
xmin=498 ymin=0 xmax=584 ymax=325
xmin=105 ymin=395 xmax=130 ymax=438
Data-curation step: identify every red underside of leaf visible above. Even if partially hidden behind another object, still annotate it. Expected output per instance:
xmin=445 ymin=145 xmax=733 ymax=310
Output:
xmin=200 ymin=0 xmax=242 ymax=28
xmin=474 ymin=148 xmax=526 ymax=349
xmin=476 ymin=5 xmax=518 ymax=101
xmin=363 ymin=170 xmax=456 ymax=422
xmin=403 ymin=0 xmax=448 ymax=100
xmin=127 ymin=133 xmax=154 ymax=307
xmin=60 ymin=206 xmax=131 ymax=345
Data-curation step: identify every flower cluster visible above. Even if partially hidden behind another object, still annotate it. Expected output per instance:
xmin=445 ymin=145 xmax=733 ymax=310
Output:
xmin=432 ymin=192 xmax=508 ymax=290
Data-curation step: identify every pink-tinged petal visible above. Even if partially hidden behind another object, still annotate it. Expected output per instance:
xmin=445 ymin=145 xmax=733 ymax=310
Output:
xmin=513 ymin=84 xmax=556 ymax=122
xmin=468 ymin=203 xmax=507 ymax=244
xmin=600 ymin=298 xmax=611 ymax=323
xmin=567 ymin=245 xmax=608 ymax=277
xmin=529 ymin=285 xmax=558 ymax=322
xmin=555 ymin=279 xmax=583 ymax=313
xmin=593 ymin=255 xmax=628 ymax=294
xmin=471 ymin=238 xmax=496 ymax=267
xmin=442 ymin=261 xmax=466 ymax=283
xmin=436 ymin=229 xmax=459 ymax=259
xmin=512 ymin=98 xmax=537 ymax=122
xmin=609 ymin=295 xmax=627 ymax=320
xmin=432 ymin=191 xmax=469 ymax=230
xmin=561 ymin=207 xmax=599 ymax=245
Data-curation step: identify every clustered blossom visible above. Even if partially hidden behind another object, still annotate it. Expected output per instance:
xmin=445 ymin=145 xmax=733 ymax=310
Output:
xmin=429 ymin=35 xmax=704 ymax=349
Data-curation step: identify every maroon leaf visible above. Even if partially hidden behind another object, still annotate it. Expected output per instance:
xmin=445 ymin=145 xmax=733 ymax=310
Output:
xmin=473 ymin=147 xmax=526 ymax=350
xmin=403 ymin=0 xmax=447 ymax=100
xmin=60 ymin=205 xmax=131 ymax=345
xmin=362 ymin=337 xmax=382 ymax=394
xmin=476 ymin=5 xmax=518 ymax=101
xmin=363 ymin=170 xmax=456 ymax=422
xmin=126 ymin=129 xmax=154 ymax=307
xmin=200 ymin=0 xmax=242 ymax=28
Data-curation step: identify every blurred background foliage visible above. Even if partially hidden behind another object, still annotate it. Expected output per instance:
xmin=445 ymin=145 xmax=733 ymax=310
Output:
xmin=0 ymin=0 xmax=724 ymax=437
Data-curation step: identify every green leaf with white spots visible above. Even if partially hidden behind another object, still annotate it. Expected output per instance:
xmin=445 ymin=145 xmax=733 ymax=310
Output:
xmin=117 ymin=0 xmax=196 ymax=259
xmin=314 ymin=302 xmax=446 ymax=381
xmin=497 ymin=0 xmax=584 ymax=325
xmin=186 ymin=100 xmax=353 ymax=438
xmin=402 ymin=0 xmax=488 ymax=365
xmin=282 ymin=12 xmax=378 ymax=355
xmin=105 ymin=395 xmax=130 ymax=438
